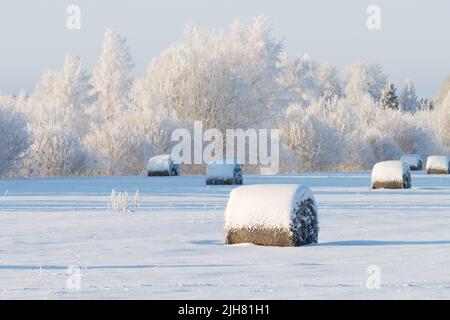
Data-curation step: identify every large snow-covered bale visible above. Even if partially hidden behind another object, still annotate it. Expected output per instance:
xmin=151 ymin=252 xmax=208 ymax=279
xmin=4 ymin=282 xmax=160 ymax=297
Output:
xmin=147 ymin=155 xmax=180 ymax=176
xmin=224 ymin=185 xmax=319 ymax=247
xmin=371 ymin=161 xmax=411 ymax=189
xmin=400 ymin=154 xmax=423 ymax=171
xmin=206 ymin=161 xmax=243 ymax=185
xmin=426 ymin=155 xmax=450 ymax=174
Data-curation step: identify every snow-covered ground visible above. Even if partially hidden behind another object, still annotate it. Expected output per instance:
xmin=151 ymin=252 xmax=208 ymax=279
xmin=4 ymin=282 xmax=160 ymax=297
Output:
xmin=1 ymin=172 xmax=450 ymax=299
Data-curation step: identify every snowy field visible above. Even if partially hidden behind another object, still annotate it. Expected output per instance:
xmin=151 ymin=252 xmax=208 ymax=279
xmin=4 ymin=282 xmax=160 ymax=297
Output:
xmin=1 ymin=172 xmax=450 ymax=300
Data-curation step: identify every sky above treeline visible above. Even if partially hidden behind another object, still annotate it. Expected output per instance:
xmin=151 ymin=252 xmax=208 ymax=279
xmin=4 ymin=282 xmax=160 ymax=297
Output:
xmin=0 ymin=0 xmax=449 ymax=98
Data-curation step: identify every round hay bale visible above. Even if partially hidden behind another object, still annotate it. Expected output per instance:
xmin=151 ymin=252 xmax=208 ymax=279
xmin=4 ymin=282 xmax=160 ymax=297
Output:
xmin=224 ymin=185 xmax=319 ymax=247
xmin=371 ymin=161 xmax=411 ymax=189
xmin=147 ymin=155 xmax=180 ymax=176
xmin=206 ymin=161 xmax=243 ymax=185
xmin=400 ymin=154 xmax=423 ymax=171
xmin=426 ymin=155 xmax=449 ymax=174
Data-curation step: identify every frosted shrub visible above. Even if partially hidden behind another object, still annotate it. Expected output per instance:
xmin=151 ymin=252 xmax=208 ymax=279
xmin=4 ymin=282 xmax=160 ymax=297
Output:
xmin=364 ymin=129 xmax=402 ymax=164
xmin=0 ymin=106 xmax=31 ymax=177
xmin=282 ymin=109 xmax=343 ymax=172
xmin=84 ymin=117 xmax=153 ymax=176
xmin=110 ymin=189 xmax=140 ymax=214
xmin=24 ymin=108 xmax=87 ymax=177
xmin=375 ymin=109 xmax=439 ymax=158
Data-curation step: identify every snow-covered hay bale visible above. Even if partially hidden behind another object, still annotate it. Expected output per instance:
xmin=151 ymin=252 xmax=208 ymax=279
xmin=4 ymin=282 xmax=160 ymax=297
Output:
xmin=426 ymin=155 xmax=450 ymax=174
xmin=371 ymin=161 xmax=411 ymax=189
xmin=147 ymin=155 xmax=180 ymax=176
xmin=206 ymin=161 xmax=243 ymax=185
xmin=224 ymin=185 xmax=319 ymax=247
xmin=400 ymin=154 xmax=423 ymax=171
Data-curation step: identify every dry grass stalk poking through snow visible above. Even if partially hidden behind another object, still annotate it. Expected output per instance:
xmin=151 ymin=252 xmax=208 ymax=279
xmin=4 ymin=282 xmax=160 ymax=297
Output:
xmin=110 ymin=189 xmax=140 ymax=214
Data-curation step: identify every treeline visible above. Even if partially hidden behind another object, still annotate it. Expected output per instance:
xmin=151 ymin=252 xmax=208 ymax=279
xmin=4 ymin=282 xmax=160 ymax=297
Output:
xmin=1 ymin=17 xmax=450 ymax=177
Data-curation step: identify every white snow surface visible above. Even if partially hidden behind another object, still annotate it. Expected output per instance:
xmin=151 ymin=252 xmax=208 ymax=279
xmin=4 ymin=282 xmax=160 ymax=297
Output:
xmin=147 ymin=154 xmax=176 ymax=172
xmin=206 ymin=162 xmax=238 ymax=179
xmin=371 ymin=161 xmax=409 ymax=183
xmin=426 ymin=156 xmax=449 ymax=171
xmin=400 ymin=154 xmax=423 ymax=167
xmin=224 ymin=185 xmax=316 ymax=230
xmin=1 ymin=172 xmax=450 ymax=299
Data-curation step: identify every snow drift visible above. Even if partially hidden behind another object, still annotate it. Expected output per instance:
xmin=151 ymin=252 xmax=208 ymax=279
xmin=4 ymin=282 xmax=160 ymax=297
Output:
xmin=426 ymin=155 xmax=449 ymax=174
xmin=400 ymin=154 xmax=423 ymax=171
xmin=224 ymin=184 xmax=319 ymax=247
xmin=371 ymin=160 xmax=411 ymax=189
xmin=147 ymin=154 xmax=180 ymax=176
xmin=206 ymin=161 xmax=243 ymax=185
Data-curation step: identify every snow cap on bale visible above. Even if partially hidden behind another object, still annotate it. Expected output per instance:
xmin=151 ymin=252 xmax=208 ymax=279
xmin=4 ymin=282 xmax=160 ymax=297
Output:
xmin=147 ymin=154 xmax=180 ymax=176
xmin=224 ymin=184 xmax=319 ymax=247
xmin=426 ymin=155 xmax=449 ymax=174
xmin=400 ymin=154 xmax=423 ymax=171
xmin=371 ymin=160 xmax=411 ymax=189
xmin=206 ymin=160 xmax=243 ymax=185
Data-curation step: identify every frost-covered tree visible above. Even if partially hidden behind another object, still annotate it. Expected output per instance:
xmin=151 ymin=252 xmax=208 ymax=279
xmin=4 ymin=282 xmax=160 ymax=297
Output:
xmin=316 ymin=64 xmax=342 ymax=101
xmin=83 ymin=114 xmax=153 ymax=176
xmin=344 ymin=62 xmax=387 ymax=102
xmin=399 ymin=79 xmax=419 ymax=113
xmin=141 ymin=17 xmax=283 ymax=130
xmin=24 ymin=107 xmax=87 ymax=176
xmin=31 ymin=70 xmax=59 ymax=108
xmin=0 ymin=106 xmax=31 ymax=176
xmin=91 ymin=29 xmax=135 ymax=122
xmin=279 ymin=55 xmax=342 ymax=106
xmin=279 ymin=53 xmax=320 ymax=106
xmin=0 ymin=90 xmax=30 ymax=112
xmin=435 ymin=75 xmax=450 ymax=107
xmin=56 ymin=54 xmax=92 ymax=135
xmin=380 ymin=83 xmax=399 ymax=110
xmin=437 ymin=94 xmax=450 ymax=149
xmin=30 ymin=55 xmax=92 ymax=135
xmin=282 ymin=104 xmax=343 ymax=172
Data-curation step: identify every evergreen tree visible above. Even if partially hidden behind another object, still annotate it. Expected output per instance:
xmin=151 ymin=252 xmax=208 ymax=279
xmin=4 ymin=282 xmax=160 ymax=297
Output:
xmin=380 ymin=83 xmax=399 ymax=110
xmin=419 ymin=98 xmax=434 ymax=111
xmin=399 ymin=79 xmax=419 ymax=113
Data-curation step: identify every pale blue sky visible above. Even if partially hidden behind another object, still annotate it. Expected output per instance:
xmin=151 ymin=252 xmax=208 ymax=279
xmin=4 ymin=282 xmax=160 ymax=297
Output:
xmin=0 ymin=0 xmax=449 ymax=98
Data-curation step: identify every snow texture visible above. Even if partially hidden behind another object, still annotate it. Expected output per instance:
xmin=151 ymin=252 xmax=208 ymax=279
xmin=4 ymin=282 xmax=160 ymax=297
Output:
xmin=426 ymin=156 xmax=449 ymax=173
xmin=371 ymin=160 xmax=411 ymax=189
xmin=400 ymin=154 xmax=423 ymax=171
xmin=147 ymin=155 xmax=179 ymax=176
xmin=2 ymin=173 xmax=450 ymax=299
xmin=206 ymin=161 xmax=242 ymax=185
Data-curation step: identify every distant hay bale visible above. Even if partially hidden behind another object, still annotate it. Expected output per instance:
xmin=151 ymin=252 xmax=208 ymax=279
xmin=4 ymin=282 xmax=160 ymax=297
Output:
xmin=426 ymin=155 xmax=449 ymax=174
xmin=206 ymin=161 xmax=243 ymax=185
xmin=400 ymin=154 xmax=423 ymax=171
xmin=147 ymin=155 xmax=180 ymax=176
xmin=224 ymin=185 xmax=319 ymax=247
xmin=371 ymin=161 xmax=411 ymax=189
